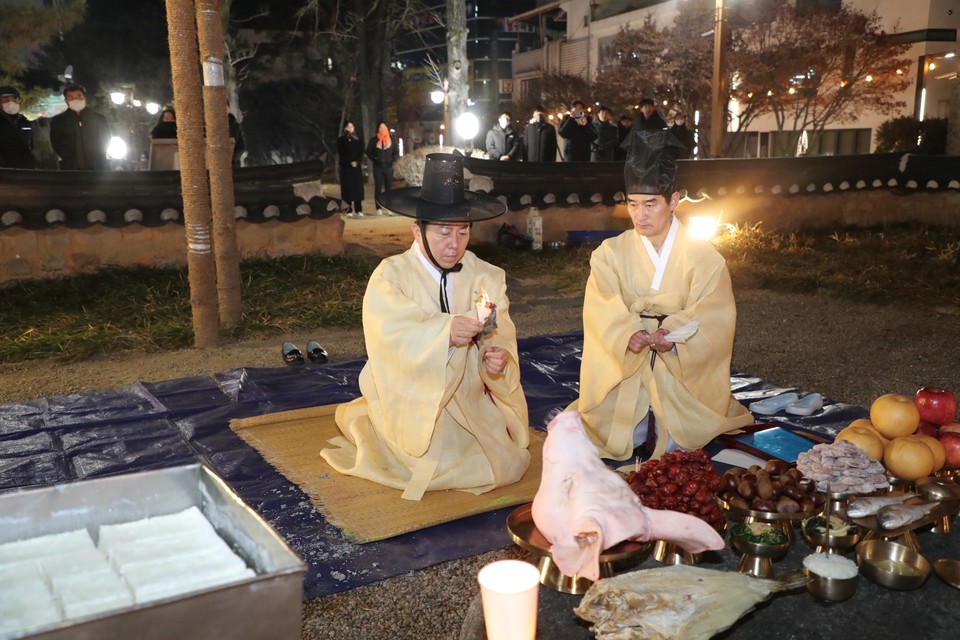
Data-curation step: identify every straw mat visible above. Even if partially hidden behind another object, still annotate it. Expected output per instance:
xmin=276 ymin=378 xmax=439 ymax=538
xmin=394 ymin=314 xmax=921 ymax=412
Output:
xmin=230 ymin=404 xmax=544 ymax=543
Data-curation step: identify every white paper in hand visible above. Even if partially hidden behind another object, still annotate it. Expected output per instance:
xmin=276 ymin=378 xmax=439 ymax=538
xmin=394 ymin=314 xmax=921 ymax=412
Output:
xmin=664 ymin=320 xmax=700 ymax=343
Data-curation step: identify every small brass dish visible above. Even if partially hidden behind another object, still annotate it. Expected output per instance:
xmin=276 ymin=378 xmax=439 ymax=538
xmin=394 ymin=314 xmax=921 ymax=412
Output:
xmin=856 ymin=539 xmax=931 ymax=590
xmin=934 ymin=559 xmax=960 ymax=590
xmin=804 ymin=567 xmax=858 ymax=602
xmin=801 ymin=516 xmax=862 ymax=555
xmin=730 ymin=524 xmax=790 ymax=579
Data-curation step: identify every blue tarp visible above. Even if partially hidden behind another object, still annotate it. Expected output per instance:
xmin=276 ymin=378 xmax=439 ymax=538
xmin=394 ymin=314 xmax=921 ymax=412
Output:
xmin=0 ymin=332 xmax=866 ymax=598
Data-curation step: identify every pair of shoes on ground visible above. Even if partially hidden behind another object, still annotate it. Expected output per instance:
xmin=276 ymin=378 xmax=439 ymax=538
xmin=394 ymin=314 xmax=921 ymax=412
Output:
xmin=281 ymin=340 xmax=328 ymax=365
xmin=345 ymin=211 xmax=365 ymax=218
xmin=748 ymin=392 xmax=823 ymax=416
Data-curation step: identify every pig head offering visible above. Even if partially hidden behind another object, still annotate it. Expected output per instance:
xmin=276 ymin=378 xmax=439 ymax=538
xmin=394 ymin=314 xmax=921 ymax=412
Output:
xmin=531 ymin=411 xmax=724 ymax=581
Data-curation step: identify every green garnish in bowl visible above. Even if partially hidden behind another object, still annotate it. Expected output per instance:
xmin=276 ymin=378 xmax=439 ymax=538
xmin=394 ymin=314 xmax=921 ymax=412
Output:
xmin=731 ymin=522 xmax=788 ymax=545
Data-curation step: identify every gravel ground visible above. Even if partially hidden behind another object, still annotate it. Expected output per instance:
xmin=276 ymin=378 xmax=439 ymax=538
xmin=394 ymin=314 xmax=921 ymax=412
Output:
xmin=2 ymin=214 xmax=959 ymax=638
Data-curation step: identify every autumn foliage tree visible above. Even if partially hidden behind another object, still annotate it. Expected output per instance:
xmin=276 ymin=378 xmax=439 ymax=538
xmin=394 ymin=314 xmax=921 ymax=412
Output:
xmin=568 ymin=0 xmax=914 ymax=157
xmin=727 ymin=1 xmax=913 ymax=156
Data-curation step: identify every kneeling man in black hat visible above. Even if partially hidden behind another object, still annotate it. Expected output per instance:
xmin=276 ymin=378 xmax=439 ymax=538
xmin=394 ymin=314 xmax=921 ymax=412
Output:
xmin=321 ymin=154 xmax=530 ymax=501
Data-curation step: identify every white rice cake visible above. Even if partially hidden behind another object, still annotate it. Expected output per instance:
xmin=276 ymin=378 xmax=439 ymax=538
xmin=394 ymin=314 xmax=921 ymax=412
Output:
xmin=38 ymin=547 xmax=113 ymax=577
xmin=97 ymin=506 xmax=215 ymax=551
xmin=104 ymin=529 xmax=228 ymax=570
xmin=121 ymin=546 xmax=253 ymax=604
xmin=0 ymin=528 xmax=96 ymax=565
xmin=51 ymin=568 xmax=134 ymax=619
xmin=0 ymin=561 xmax=63 ymax=636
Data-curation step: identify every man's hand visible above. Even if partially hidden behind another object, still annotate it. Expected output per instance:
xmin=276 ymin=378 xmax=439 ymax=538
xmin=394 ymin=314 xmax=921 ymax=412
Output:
xmin=450 ymin=316 xmax=483 ymax=347
xmin=499 ymin=155 xmax=510 ymax=161
xmin=628 ymin=329 xmax=669 ymax=353
xmin=628 ymin=330 xmax=654 ymax=354
xmin=648 ymin=329 xmax=670 ymax=352
xmin=482 ymin=346 xmax=508 ymax=374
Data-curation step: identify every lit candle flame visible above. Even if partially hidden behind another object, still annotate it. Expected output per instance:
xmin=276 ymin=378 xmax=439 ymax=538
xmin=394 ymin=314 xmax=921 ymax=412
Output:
xmin=476 ymin=288 xmax=495 ymax=323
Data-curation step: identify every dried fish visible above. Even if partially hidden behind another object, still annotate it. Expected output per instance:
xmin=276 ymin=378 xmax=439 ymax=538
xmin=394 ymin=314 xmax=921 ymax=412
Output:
xmin=574 ymin=565 xmax=808 ymax=640
xmin=878 ymin=502 xmax=936 ymax=530
xmin=846 ymin=493 xmax=918 ymax=518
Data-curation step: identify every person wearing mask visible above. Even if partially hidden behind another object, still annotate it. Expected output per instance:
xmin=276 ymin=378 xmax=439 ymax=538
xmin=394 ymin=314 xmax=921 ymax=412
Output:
xmin=321 ymin=153 xmax=530 ymax=500
xmin=337 ymin=120 xmax=365 ymax=216
xmin=670 ymin=112 xmax=695 ymax=159
xmin=522 ymin=106 xmax=557 ymax=162
xmin=150 ymin=108 xmax=177 ymax=139
xmin=568 ymin=128 xmax=752 ymax=461
xmin=590 ymin=105 xmax=619 ymax=162
xmin=632 ymin=97 xmax=668 ymax=133
xmin=49 ymin=83 xmax=110 ymax=170
xmin=484 ymin=111 xmax=519 ymax=161
xmin=366 ymin=121 xmax=400 ymax=214
xmin=557 ymin=100 xmax=596 ymax=162
xmin=0 ymin=86 xmax=35 ymax=169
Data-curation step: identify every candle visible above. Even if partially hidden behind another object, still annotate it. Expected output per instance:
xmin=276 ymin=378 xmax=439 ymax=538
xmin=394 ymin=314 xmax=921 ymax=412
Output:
xmin=477 ymin=560 xmax=539 ymax=640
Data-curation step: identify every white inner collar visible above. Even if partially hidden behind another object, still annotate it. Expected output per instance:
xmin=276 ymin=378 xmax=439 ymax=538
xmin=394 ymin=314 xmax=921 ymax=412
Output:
xmin=639 ymin=216 xmax=679 ymax=291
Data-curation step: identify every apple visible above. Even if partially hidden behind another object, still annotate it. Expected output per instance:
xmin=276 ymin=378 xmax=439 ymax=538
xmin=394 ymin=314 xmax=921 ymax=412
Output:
xmin=938 ymin=432 xmax=960 ymax=468
xmin=870 ymin=393 xmax=920 ymax=439
xmin=916 ymin=420 xmax=939 ymax=437
xmin=941 ymin=422 xmax=960 ymax=436
xmin=914 ymin=386 xmax=958 ymax=426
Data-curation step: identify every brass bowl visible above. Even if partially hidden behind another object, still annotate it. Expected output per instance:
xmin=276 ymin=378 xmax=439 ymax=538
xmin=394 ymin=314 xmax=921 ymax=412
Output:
xmin=856 ymin=540 xmax=931 ymax=590
xmin=934 ymin=559 xmax=960 ymax=590
xmin=917 ymin=476 xmax=960 ymax=505
xmin=801 ymin=516 xmax=862 ymax=554
xmin=729 ymin=528 xmax=790 ymax=579
xmin=804 ymin=567 xmax=858 ymax=602
xmin=730 ymin=532 xmax=791 ymax=560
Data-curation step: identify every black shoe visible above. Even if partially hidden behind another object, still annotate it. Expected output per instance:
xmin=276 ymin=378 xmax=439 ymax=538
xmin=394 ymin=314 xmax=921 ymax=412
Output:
xmin=282 ymin=341 xmax=304 ymax=365
xmin=306 ymin=340 xmax=328 ymax=363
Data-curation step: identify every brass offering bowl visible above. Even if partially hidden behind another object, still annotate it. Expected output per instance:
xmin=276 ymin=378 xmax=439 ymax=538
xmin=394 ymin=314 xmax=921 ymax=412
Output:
xmin=506 ymin=503 xmax=652 ymax=595
xmin=917 ymin=476 xmax=960 ymax=534
xmin=652 ymin=540 xmax=700 ymax=566
xmin=804 ymin=567 xmax=858 ymax=602
xmin=934 ymin=558 xmax=960 ymax=590
xmin=729 ymin=526 xmax=790 ymax=579
xmin=856 ymin=539 xmax=931 ymax=590
xmin=801 ymin=516 xmax=863 ymax=555
xmin=716 ymin=495 xmax=817 ymax=545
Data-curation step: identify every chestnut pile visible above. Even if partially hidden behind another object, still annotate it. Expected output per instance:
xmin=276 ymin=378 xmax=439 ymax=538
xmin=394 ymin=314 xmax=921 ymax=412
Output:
xmin=718 ymin=460 xmax=825 ymax=514
xmin=625 ymin=450 xmax=727 ymax=533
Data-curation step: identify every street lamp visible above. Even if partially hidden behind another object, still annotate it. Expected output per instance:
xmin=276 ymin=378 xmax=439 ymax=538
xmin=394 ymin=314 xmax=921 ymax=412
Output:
xmin=455 ymin=112 xmax=480 ymax=153
xmin=110 ymin=91 xmax=126 ymax=105
xmin=430 ymin=84 xmax=450 ymax=149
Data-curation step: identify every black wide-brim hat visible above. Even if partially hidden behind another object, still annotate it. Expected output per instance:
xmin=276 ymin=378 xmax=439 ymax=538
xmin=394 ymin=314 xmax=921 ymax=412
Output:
xmin=377 ymin=153 xmax=507 ymax=222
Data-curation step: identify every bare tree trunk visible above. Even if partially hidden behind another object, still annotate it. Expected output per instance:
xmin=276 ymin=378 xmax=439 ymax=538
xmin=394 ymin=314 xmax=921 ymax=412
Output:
xmin=446 ymin=0 xmax=468 ymax=147
xmin=197 ymin=0 xmax=242 ymax=327
xmin=165 ymin=0 xmax=220 ymax=348
xmin=948 ymin=78 xmax=960 ymax=155
xmin=357 ymin=0 xmax=387 ymax=185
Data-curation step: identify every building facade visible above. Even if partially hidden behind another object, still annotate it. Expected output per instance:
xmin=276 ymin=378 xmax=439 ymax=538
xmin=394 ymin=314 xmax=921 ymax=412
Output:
xmin=510 ymin=0 xmax=959 ymax=156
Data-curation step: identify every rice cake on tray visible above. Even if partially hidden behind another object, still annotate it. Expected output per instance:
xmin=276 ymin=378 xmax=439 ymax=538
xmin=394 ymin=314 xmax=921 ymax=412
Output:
xmin=0 ymin=464 xmax=304 ymax=640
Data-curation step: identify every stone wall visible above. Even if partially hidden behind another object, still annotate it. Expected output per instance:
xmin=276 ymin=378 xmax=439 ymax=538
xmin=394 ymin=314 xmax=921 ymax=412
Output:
xmin=1 ymin=216 xmax=344 ymax=283
xmin=2 ymin=188 xmax=957 ymax=283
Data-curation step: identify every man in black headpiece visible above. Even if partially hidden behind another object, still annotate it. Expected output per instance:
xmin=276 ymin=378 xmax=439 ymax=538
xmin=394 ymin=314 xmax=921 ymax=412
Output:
xmin=321 ymin=153 xmax=530 ymax=501
xmin=568 ymin=129 xmax=752 ymax=461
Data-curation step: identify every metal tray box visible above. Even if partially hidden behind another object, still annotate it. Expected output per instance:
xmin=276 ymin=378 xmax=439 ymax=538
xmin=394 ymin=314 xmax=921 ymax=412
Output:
xmin=0 ymin=464 xmax=306 ymax=640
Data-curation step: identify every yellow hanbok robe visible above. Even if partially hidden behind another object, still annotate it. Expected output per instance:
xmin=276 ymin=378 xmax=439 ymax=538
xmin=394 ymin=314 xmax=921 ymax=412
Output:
xmin=321 ymin=246 xmax=530 ymax=500
xmin=568 ymin=225 xmax=753 ymax=460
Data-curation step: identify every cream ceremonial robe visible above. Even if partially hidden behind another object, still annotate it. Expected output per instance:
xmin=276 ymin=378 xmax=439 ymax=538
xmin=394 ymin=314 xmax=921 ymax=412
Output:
xmin=568 ymin=223 xmax=753 ymax=460
xmin=321 ymin=246 xmax=530 ymax=500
